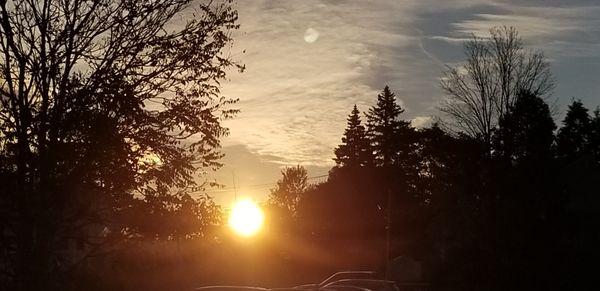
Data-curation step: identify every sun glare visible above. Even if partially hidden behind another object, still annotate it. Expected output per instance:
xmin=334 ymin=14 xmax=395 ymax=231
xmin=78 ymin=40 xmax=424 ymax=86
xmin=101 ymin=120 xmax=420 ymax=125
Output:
xmin=228 ymin=198 xmax=264 ymax=237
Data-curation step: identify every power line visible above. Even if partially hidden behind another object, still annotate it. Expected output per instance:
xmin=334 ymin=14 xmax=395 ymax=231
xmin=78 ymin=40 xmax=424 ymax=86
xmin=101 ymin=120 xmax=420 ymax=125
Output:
xmin=308 ymin=174 xmax=329 ymax=180
xmin=205 ymin=173 xmax=329 ymax=193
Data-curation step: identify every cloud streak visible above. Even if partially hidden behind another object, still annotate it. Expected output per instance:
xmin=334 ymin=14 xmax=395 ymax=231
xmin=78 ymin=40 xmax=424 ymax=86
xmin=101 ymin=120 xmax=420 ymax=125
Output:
xmin=219 ymin=0 xmax=600 ymax=171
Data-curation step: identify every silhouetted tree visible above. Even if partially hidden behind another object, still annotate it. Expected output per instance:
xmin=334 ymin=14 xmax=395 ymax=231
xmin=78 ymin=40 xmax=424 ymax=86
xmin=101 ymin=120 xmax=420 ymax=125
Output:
xmin=555 ymin=104 xmax=600 ymax=291
xmin=440 ymin=26 xmax=554 ymax=149
xmin=556 ymin=100 xmax=591 ymax=162
xmin=488 ymin=91 xmax=558 ymax=290
xmin=334 ymin=105 xmax=373 ymax=168
xmin=127 ymin=193 xmax=222 ymax=240
xmin=590 ymin=108 xmax=600 ymax=162
xmin=436 ymin=29 xmax=557 ymax=289
xmin=0 ymin=0 xmax=240 ymax=288
xmin=269 ymin=165 xmax=310 ymax=217
xmin=366 ymin=86 xmax=413 ymax=167
xmin=421 ymin=130 xmax=490 ymax=290
xmin=494 ymin=90 xmax=556 ymax=164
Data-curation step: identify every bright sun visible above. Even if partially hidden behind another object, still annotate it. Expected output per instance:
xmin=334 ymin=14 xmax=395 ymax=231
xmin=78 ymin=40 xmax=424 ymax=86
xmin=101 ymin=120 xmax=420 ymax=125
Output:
xmin=228 ymin=198 xmax=264 ymax=237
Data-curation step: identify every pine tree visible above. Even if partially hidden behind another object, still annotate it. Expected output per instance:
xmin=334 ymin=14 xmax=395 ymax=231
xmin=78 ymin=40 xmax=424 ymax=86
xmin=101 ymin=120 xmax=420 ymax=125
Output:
xmin=494 ymin=90 xmax=556 ymax=164
xmin=365 ymin=85 xmax=413 ymax=167
xmin=589 ymin=107 xmax=600 ymax=162
xmin=556 ymin=100 xmax=591 ymax=162
xmin=334 ymin=105 xmax=373 ymax=168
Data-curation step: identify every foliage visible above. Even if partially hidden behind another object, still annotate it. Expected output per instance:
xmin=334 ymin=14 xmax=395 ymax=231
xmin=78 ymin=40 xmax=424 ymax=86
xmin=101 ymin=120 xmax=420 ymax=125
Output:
xmin=125 ymin=193 xmax=222 ymax=240
xmin=556 ymin=100 xmax=592 ymax=162
xmin=268 ymin=165 xmax=310 ymax=217
xmin=440 ymin=26 xmax=554 ymax=148
xmin=493 ymin=90 xmax=556 ymax=164
xmin=0 ymin=0 xmax=241 ymax=288
xmin=589 ymin=108 xmax=600 ymax=161
xmin=365 ymin=85 xmax=414 ymax=167
xmin=334 ymin=105 xmax=373 ymax=168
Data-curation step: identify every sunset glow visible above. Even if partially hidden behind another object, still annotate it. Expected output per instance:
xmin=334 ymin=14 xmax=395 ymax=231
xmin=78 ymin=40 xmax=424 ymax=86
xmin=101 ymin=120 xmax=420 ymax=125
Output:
xmin=228 ymin=198 xmax=264 ymax=237
xmin=2 ymin=0 xmax=597 ymax=288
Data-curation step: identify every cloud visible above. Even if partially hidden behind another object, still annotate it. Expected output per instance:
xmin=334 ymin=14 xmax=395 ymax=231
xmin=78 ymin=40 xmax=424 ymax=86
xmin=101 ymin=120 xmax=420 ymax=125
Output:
xmin=411 ymin=116 xmax=433 ymax=129
xmin=219 ymin=0 xmax=600 ymax=170
xmin=222 ymin=0 xmax=426 ymax=166
xmin=492 ymin=0 xmax=600 ymax=7
xmin=447 ymin=4 xmax=600 ymax=56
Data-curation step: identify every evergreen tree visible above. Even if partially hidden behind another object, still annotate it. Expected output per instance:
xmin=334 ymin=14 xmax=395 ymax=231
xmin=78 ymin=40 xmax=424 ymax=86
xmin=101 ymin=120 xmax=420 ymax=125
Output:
xmin=365 ymin=86 xmax=413 ymax=167
xmin=494 ymin=90 xmax=556 ymax=164
xmin=589 ymin=108 xmax=600 ymax=162
xmin=334 ymin=105 xmax=373 ymax=168
xmin=556 ymin=100 xmax=591 ymax=162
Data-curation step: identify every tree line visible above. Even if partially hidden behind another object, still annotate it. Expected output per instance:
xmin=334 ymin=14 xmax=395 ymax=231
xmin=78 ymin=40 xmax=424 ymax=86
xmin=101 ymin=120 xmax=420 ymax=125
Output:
xmin=269 ymin=27 xmax=600 ymax=291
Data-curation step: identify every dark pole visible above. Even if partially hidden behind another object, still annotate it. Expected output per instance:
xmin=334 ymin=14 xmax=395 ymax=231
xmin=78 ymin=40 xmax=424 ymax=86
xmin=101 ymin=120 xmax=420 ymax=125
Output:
xmin=232 ymin=171 xmax=237 ymax=202
xmin=385 ymin=187 xmax=392 ymax=279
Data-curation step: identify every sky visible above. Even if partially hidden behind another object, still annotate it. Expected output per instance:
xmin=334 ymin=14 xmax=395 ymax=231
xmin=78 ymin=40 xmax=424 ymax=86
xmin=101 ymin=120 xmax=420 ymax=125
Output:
xmin=207 ymin=0 xmax=600 ymax=205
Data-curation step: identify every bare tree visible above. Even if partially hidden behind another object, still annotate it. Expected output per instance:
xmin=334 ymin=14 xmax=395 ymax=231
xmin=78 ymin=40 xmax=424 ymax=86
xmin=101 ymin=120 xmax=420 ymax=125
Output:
xmin=0 ymin=0 xmax=241 ymax=288
xmin=440 ymin=26 xmax=554 ymax=148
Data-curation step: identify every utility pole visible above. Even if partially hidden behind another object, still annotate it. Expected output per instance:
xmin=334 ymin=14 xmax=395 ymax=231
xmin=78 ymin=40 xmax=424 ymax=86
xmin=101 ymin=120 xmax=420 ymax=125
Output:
xmin=385 ymin=188 xmax=392 ymax=279
xmin=232 ymin=171 xmax=238 ymax=202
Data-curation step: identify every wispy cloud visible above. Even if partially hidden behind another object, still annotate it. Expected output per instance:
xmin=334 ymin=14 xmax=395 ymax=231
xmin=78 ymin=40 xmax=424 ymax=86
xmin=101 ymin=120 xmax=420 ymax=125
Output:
xmin=222 ymin=0 xmax=426 ymax=166
xmin=451 ymin=5 xmax=600 ymax=55
xmin=219 ymin=0 xmax=600 ymax=171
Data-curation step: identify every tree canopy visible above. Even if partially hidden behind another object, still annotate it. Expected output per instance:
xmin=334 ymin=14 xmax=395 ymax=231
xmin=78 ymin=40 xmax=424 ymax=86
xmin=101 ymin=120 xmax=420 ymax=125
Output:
xmin=334 ymin=105 xmax=373 ymax=168
xmin=365 ymin=85 xmax=412 ymax=167
xmin=493 ymin=90 xmax=556 ymax=163
xmin=0 ymin=0 xmax=241 ymax=288
xmin=268 ymin=165 xmax=310 ymax=217
xmin=440 ymin=26 xmax=554 ymax=148
xmin=556 ymin=100 xmax=592 ymax=162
